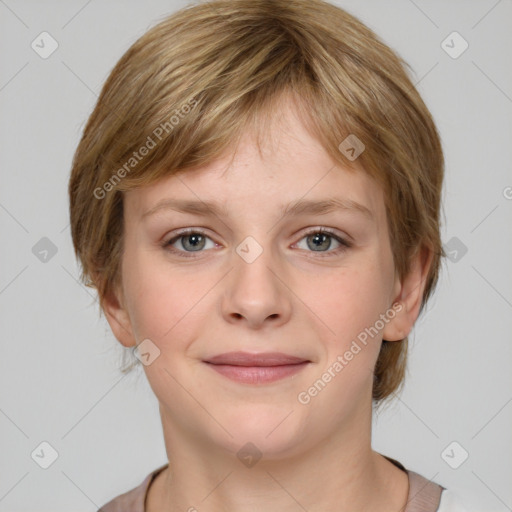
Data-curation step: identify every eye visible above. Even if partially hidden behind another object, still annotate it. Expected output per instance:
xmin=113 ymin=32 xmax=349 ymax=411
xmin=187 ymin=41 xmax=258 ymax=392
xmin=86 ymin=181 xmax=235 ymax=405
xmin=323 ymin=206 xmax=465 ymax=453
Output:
xmin=294 ymin=228 xmax=351 ymax=257
xmin=163 ymin=229 xmax=217 ymax=257
xmin=162 ymin=227 xmax=351 ymax=259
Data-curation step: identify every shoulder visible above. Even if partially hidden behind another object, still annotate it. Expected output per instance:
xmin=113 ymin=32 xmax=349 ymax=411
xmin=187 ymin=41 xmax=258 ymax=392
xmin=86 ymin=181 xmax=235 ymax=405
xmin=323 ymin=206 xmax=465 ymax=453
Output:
xmin=407 ymin=470 xmax=478 ymax=512
xmin=406 ymin=468 xmax=477 ymax=512
xmin=382 ymin=455 xmax=477 ymax=512
xmin=97 ymin=464 xmax=169 ymax=512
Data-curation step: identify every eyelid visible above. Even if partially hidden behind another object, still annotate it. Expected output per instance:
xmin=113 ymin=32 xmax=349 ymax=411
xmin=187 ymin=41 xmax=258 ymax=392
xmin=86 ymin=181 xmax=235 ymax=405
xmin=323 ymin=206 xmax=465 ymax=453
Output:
xmin=162 ymin=227 xmax=216 ymax=248
xmin=164 ymin=227 xmax=211 ymax=240
xmin=292 ymin=226 xmax=352 ymax=256
xmin=296 ymin=225 xmax=351 ymax=243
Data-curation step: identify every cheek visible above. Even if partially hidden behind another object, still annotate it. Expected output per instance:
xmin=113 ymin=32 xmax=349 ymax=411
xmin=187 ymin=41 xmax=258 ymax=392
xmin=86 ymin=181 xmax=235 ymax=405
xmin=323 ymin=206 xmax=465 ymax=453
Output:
xmin=310 ymin=261 xmax=394 ymax=343
xmin=303 ymin=254 xmax=395 ymax=401
xmin=296 ymin=264 xmax=393 ymax=413
xmin=122 ymin=247 xmax=210 ymax=345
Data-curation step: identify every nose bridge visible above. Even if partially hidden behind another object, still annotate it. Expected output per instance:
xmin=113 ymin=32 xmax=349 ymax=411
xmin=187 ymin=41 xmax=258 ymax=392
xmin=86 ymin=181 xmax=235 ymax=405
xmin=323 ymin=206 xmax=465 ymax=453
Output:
xmin=222 ymin=233 xmax=291 ymax=326
xmin=233 ymin=233 xmax=280 ymax=298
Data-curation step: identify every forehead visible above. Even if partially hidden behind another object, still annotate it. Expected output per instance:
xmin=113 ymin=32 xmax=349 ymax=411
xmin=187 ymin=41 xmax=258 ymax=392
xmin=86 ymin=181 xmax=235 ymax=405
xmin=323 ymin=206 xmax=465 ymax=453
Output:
xmin=124 ymin=100 xmax=385 ymax=225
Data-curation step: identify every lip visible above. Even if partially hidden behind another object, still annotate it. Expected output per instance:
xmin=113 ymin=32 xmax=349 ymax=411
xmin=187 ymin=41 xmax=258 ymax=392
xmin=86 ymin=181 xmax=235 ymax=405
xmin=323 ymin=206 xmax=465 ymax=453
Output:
xmin=205 ymin=351 xmax=309 ymax=366
xmin=203 ymin=351 xmax=310 ymax=384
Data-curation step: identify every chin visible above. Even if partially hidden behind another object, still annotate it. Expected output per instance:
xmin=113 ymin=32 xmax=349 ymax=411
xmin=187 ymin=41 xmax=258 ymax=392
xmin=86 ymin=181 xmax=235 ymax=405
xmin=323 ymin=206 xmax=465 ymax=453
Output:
xmin=207 ymin=403 xmax=309 ymax=460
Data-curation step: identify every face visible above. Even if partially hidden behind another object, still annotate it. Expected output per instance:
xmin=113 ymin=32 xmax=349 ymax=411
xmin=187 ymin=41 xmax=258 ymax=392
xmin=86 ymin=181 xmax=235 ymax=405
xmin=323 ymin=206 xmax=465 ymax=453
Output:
xmin=109 ymin=101 xmax=407 ymax=460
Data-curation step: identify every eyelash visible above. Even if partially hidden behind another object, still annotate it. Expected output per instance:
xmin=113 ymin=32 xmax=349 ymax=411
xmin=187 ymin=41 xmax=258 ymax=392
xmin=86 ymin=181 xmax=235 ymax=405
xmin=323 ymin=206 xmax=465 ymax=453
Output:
xmin=162 ymin=227 xmax=352 ymax=259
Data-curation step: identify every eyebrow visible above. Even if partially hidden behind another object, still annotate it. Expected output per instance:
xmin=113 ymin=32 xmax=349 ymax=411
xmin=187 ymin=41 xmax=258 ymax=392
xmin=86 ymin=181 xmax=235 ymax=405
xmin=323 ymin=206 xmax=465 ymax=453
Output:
xmin=141 ymin=197 xmax=373 ymax=221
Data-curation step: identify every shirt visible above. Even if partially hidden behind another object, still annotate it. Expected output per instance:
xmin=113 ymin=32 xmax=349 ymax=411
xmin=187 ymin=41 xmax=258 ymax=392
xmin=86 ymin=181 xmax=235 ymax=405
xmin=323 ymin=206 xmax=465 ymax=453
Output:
xmin=97 ymin=456 xmax=472 ymax=512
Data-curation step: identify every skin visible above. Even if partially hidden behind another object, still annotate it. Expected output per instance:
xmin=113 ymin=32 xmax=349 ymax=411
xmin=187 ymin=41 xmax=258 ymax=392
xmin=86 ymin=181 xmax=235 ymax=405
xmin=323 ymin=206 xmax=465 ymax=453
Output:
xmin=103 ymin=96 xmax=432 ymax=511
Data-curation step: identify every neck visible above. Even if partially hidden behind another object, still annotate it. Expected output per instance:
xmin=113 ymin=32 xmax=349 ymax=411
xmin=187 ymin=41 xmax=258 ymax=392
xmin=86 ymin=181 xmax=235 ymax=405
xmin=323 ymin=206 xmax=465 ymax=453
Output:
xmin=148 ymin=405 xmax=409 ymax=512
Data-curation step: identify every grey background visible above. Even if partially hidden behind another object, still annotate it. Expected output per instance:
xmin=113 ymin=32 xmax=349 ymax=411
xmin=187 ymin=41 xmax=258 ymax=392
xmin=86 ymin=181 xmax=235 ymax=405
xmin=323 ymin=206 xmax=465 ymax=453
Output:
xmin=1 ymin=0 xmax=511 ymax=510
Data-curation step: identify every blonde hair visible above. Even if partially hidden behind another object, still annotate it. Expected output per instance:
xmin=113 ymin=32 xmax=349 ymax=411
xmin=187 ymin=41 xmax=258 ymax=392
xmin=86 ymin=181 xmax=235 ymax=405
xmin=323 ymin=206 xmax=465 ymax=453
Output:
xmin=68 ymin=0 xmax=445 ymax=402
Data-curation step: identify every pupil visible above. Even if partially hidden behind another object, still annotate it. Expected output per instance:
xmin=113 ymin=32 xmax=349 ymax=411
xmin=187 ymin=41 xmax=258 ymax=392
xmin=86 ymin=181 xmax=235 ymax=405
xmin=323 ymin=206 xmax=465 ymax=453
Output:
xmin=185 ymin=234 xmax=204 ymax=251
xmin=310 ymin=233 xmax=329 ymax=251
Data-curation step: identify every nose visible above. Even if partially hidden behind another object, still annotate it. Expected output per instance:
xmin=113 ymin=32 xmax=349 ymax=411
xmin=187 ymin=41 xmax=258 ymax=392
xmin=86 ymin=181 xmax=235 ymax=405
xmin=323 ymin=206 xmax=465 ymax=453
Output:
xmin=221 ymin=240 xmax=292 ymax=329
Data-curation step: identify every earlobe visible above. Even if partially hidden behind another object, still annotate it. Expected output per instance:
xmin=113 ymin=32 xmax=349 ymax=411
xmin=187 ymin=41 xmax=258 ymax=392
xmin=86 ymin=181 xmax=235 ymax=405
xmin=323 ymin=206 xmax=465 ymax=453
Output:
xmin=102 ymin=284 xmax=137 ymax=348
xmin=382 ymin=246 xmax=433 ymax=342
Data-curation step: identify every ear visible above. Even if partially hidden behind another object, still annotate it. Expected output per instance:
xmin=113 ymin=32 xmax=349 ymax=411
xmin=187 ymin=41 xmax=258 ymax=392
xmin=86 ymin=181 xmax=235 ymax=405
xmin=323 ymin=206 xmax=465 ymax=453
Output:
xmin=382 ymin=246 xmax=433 ymax=342
xmin=101 ymin=282 xmax=137 ymax=348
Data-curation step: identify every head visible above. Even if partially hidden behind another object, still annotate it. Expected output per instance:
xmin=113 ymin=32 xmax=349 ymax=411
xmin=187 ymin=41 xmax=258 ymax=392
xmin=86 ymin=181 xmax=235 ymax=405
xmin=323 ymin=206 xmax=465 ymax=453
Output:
xmin=69 ymin=0 xmax=444 ymax=454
